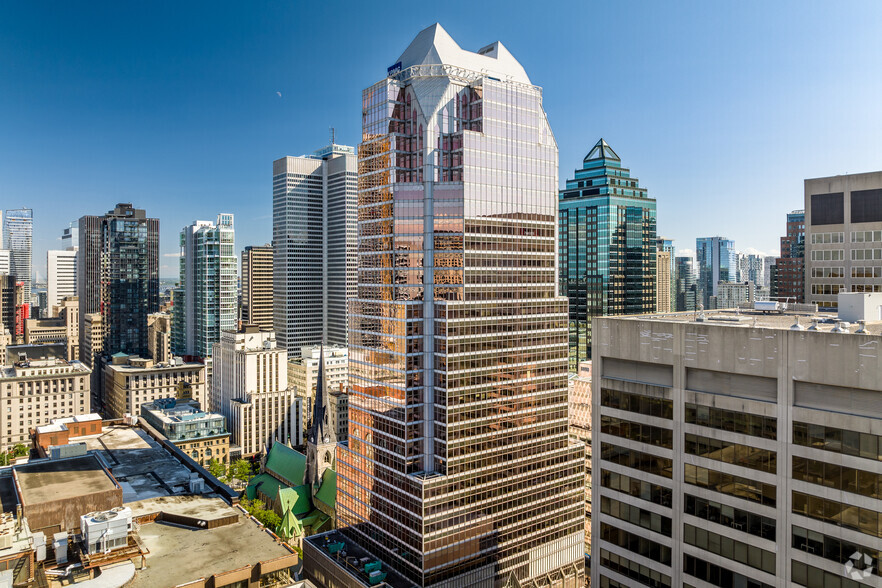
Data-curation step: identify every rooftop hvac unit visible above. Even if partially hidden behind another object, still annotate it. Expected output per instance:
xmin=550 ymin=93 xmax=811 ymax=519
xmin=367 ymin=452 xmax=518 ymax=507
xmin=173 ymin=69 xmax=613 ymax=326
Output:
xmin=0 ymin=532 xmax=12 ymax=550
xmin=32 ymin=531 xmax=46 ymax=562
xmin=81 ymin=507 xmax=132 ymax=555
xmin=53 ymin=532 xmax=67 ymax=564
xmin=189 ymin=477 xmax=205 ymax=494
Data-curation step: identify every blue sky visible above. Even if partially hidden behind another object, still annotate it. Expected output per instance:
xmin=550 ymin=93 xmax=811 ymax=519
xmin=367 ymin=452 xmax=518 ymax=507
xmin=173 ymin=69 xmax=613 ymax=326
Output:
xmin=2 ymin=1 xmax=881 ymax=278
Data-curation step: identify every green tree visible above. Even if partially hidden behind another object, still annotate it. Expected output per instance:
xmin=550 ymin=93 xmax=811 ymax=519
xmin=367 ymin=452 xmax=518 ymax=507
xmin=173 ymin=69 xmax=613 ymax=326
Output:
xmin=258 ymin=510 xmax=281 ymax=529
xmin=11 ymin=444 xmax=27 ymax=458
xmin=207 ymin=459 xmax=226 ymax=479
xmin=230 ymin=458 xmax=253 ymax=483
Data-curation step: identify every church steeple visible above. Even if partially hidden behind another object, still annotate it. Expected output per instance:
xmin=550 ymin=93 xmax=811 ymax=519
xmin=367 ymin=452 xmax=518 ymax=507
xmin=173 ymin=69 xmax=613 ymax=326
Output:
xmin=305 ymin=345 xmax=335 ymax=489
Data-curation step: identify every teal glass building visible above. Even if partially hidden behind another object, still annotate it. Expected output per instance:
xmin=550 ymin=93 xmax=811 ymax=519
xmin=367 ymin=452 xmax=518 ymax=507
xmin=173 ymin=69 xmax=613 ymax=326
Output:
xmin=559 ymin=139 xmax=657 ymax=369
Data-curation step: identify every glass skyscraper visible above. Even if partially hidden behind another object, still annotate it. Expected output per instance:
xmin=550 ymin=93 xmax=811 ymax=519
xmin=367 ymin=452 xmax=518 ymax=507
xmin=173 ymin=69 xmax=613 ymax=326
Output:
xmin=172 ymin=214 xmax=236 ymax=358
xmin=334 ymin=24 xmax=585 ymax=588
xmin=3 ymin=208 xmax=33 ymax=301
xmin=674 ymin=255 xmax=698 ymax=311
xmin=696 ymin=236 xmax=736 ymax=309
xmin=558 ymin=139 xmax=657 ymax=369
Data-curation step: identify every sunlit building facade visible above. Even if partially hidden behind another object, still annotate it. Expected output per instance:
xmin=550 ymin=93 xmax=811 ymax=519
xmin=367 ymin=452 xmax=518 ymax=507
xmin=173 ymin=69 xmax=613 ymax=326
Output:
xmin=696 ymin=236 xmax=736 ymax=309
xmin=335 ymin=24 xmax=585 ymax=588
xmin=3 ymin=208 xmax=33 ymax=301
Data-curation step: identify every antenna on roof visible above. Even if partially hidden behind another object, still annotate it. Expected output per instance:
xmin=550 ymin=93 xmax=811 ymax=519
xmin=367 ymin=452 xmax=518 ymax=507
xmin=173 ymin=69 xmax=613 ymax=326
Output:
xmin=330 ymin=127 xmax=336 ymax=146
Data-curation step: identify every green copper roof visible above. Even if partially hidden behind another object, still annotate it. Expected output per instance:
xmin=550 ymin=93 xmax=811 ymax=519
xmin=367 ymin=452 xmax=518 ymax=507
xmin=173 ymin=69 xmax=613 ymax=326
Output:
xmin=315 ymin=468 xmax=336 ymax=509
xmin=246 ymin=473 xmax=284 ymax=501
xmin=265 ymin=442 xmax=306 ymax=486
xmin=277 ymin=507 xmax=303 ymax=539
xmin=279 ymin=485 xmax=313 ymax=516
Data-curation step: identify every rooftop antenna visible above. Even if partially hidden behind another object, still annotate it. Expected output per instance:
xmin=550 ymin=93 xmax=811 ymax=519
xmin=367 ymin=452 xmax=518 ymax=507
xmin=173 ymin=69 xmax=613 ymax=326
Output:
xmin=330 ymin=127 xmax=336 ymax=146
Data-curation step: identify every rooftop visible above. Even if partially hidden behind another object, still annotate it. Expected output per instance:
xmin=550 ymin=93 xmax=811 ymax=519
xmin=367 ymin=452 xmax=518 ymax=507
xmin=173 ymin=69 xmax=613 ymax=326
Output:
xmin=15 ymin=455 xmax=118 ymax=506
xmin=611 ymin=308 xmax=878 ymax=333
xmin=305 ymin=530 xmax=415 ymax=588
xmin=130 ymin=514 xmax=295 ymax=587
xmin=125 ymin=494 xmax=239 ymax=521
xmin=141 ymin=398 xmax=224 ymax=426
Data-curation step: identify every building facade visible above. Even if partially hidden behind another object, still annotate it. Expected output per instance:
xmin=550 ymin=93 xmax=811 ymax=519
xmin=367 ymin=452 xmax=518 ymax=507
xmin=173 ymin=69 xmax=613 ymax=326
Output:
xmin=656 ymin=248 xmax=672 ymax=313
xmin=336 ymin=24 xmax=585 ymax=588
xmin=47 ymin=248 xmax=77 ymax=317
xmin=559 ymin=139 xmax=657 ymax=369
xmin=715 ymin=280 xmax=756 ymax=308
xmin=24 ymin=296 xmax=78 ymax=361
xmin=78 ymin=203 xmax=159 ymax=361
xmin=273 ymin=144 xmax=358 ymax=351
xmin=211 ymin=327 xmax=300 ymax=456
xmin=141 ymin=398 xmax=230 ymax=465
xmin=241 ymin=244 xmax=274 ymax=331
xmin=0 ymin=355 xmax=90 ymax=450
xmin=771 ymin=209 xmax=806 ymax=303
xmin=592 ymin=301 xmax=882 ymax=588
xmin=147 ymin=312 xmax=172 ymax=364
xmin=103 ymin=354 xmax=206 ymax=419
xmin=696 ymin=236 xmax=736 ymax=309
xmin=2 ymin=208 xmax=33 ymax=301
xmin=805 ymin=172 xmax=882 ymax=309
xmin=287 ymin=344 xmax=348 ymax=433
xmin=674 ymin=256 xmax=697 ymax=312
xmin=0 ymin=249 xmax=9 ymax=276
xmin=172 ymin=214 xmax=236 ymax=358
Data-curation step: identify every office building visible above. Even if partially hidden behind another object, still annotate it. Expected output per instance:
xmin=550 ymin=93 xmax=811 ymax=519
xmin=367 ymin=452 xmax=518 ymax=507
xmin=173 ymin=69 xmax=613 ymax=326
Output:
xmin=47 ymin=248 xmax=77 ymax=316
xmin=716 ymin=280 xmax=756 ymax=308
xmin=657 ymin=237 xmax=675 ymax=312
xmin=332 ymin=24 xmax=585 ymax=588
xmin=0 ymin=249 xmax=9 ymax=276
xmin=211 ymin=326 xmax=300 ymax=456
xmin=0 ymin=354 xmax=90 ymax=450
xmin=674 ymin=256 xmax=697 ymax=312
xmin=102 ymin=353 xmax=206 ymax=419
xmin=805 ymin=171 xmax=882 ymax=309
xmin=172 ymin=214 xmax=236 ymax=358
xmin=140 ymin=398 xmax=230 ymax=465
xmin=241 ymin=244 xmax=274 ymax=331
xmin=737 ymin=253 xmax=765 ymax=286
xmin=770 ymin=209 xmax=806 ymax=303
xmin=570 ymin=361 xmax=592 ymax=553
xmin=81 ymin=312 xmax=104 ymax=407
xmin=287 ymin=344 xmax=348 ymax=432
xmin=78 ymin=203 xmax=159 ymax=360
xmin=559 ymin=138 xmax=657 ymax=368
xmin=656 ymin=247 xmax=672 ymax=313
xmin=3 ymin=208 xmax=33 ymax=301
xmin=696 ymin=236 xmax=736 ymax=308
xmin=328 ymin=387 xmax=348 ymax=443
xmin=273 ymin=143 xmax=357 ymax=350
xmin=24 ymin=296 xmax=78 ymax=361
xmin=147 ymin=312 xmax=172 ymax=363
xmin=592 ymin=294 xmax=882 ymax=588
xmin=0 ymin=276 xmax=17 ymax=342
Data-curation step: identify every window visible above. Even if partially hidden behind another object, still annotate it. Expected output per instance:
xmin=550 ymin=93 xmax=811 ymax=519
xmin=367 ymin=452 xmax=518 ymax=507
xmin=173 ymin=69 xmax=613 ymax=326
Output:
xmin=811 ymin=192 xmax=844 ymax=225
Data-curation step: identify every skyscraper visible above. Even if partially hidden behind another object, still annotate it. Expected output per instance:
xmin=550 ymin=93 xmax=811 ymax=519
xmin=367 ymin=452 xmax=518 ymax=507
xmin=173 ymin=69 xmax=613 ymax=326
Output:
xmin=805 ymin=171 xmax=882 ymax=310
xmin=559 ymin=139 xmax=657 ymax=368
xmin=3 ymin=208 xmax=33 ymax=301
xmin=78 ymin=203 xmax=159 ymax=363
xmin=241 ymin=244 xmax=274 ymax=331
xmin=172 ymin=214 xmax=236 ymax=358
xmin=674 ymin=256 xmax=698 ymax=312
xmin=47 ymin=224 xmax=79 ymax=317
xmin=696 ymin=236 xmax=736 ymax=308
xmin=272 ymin=142 xmax=357 ymax=351
xmin=770 ymin=209 xmax=805 ymax=302
xmin=333 ymin=24 xmax=585 ymax=587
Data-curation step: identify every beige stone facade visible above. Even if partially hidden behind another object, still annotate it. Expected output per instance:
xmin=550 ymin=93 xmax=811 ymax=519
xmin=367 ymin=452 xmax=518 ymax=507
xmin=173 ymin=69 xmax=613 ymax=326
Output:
xmin=103 ymin=355 xmax=205 ymax=419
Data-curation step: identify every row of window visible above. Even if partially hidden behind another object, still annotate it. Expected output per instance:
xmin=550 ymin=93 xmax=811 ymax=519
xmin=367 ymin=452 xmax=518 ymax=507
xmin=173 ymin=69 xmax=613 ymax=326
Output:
xmin=599 ymin=523 xmax=671 ymax=566
xmin=598 ymin=549 xmax=671 ymax=588
xmin=811 ymin=266 xmax=845 ymax=278
xmin=851 ymin=266 xmax=882 ymax=278
xmin=601 ymin=443 xmax=672 ymax=479
xmin=601 ymin=416 xmax=673 ymax=449
xmin=810 ymin=249 xmax=843 ymax=261
xmin=600 ymin=496 xmax=672 ymax=537
xmin=684 ymin=433 xmax=777 ymax=473
xmin=792 ymin=490 xmax=882 ymax=539
xmin=684 ymin=463 xmax=776 ymax=507
xmin=684 ymin=554 xmax=774 ymax=588
xmin=810 ymin=232 xmax=844 ymax=244
xmin=851 ymin=248 xmax=882 ymax=260
xmin=792 ymin=525 xmax=880 ymax=578
xmin=684 ymin=494 xmax=775 ymax=541
xmin=685 ymin=403 xmax=776 ymax=440
xmin=810 ymin=284 xmax=844 ymax=295
xmin=792 ymin=560 xmax=867 ymax=588
xmin=852 ymin=230 xmax=882 ymax=242
xmin=599 ymin=469 xmax=673 ymax=508
xmin=792 ymin=455 xmax=882 ymax=499
xmin=684 ymin=523 xmax=776 ymax=576
xmin=600 ymin=388 xmax=672 ymax=419
xmin=793 ymin=421 xmax=882 ymax=461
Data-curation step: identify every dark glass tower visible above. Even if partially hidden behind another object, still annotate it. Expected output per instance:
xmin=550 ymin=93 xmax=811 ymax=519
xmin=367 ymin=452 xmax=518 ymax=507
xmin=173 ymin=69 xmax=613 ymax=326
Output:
xmin=674 ymin=256 xmax=698 ymax=311
xmin=78 ymin=203 xmax=159 ymax=360
xmin=558 ymin=139 xmax=657 ymax=369
xmin=334 ymin=24 xmax=585 ymax=588
xmin=770 ymin=209 xmax=805 ymax=302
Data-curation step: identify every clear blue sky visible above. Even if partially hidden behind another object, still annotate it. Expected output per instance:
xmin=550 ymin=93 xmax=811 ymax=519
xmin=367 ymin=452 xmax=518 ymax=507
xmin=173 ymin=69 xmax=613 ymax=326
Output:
xmin=2 ymin=1 xmax=881 ymax=278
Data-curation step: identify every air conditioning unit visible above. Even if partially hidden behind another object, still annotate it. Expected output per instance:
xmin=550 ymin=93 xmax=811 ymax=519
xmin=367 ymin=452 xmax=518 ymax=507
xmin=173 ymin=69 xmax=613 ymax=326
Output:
xmin=81 ymin=507 xmax=132 ymax=554
xmin=0 ymin=532 xmax=12 ymax=550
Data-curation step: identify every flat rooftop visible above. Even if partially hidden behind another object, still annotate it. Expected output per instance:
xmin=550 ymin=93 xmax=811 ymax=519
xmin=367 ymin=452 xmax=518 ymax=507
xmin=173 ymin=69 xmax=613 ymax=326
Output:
xmin=610 ymin=308 xmax=858 ymax=332
xmin=84 ymin=426 xmax=198 ymax=503
xmin=125 ymin=495 xmax=239 ymax=521
xmin=130 ymin=516 xmax=294 ymax=587
xmin=15 ymin=455 xmax=118 ymax=505
xmin=305 ymin=531 xmax=416 ymax=588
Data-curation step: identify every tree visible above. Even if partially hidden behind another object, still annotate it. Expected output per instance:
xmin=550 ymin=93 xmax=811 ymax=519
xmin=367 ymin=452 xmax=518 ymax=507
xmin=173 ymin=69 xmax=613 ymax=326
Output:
xmin=207 ymin=459 xmax=226 ymax=479
xmin=11 ymin=444 xmax=27 ymax=458
xmin=257 ymin=510 xmax=281 ymax=529
xmin=230 ymin=459 xmax=253 ymax=483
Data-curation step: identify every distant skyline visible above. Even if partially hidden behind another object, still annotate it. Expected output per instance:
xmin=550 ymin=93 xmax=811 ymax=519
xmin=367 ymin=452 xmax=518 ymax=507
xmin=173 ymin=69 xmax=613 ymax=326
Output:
xmin=2 ymin=1 xmax=881 ymax=278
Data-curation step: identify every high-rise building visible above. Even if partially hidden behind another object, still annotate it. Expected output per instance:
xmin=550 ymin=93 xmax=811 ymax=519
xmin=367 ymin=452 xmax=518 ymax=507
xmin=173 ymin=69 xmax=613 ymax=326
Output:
xmin=332 ymin=24 xmax=585 ymax=587
xmin=592 ymin=296 xmax=882 ymax=588
xmin=61 ymin=223 xmax=78 ymax=250
xmin=0 ymin=276 xmax=17 ymax=342
xmin=287 ymin=344 xmax=348 ymax=434
xmin=47 ymin=247 xmax=77 ymax=317
xmin=674 ymin=256 xmax=697 ymax=312
xmin=78 ymin=203 xmax=159 ymax=362
xmin=559 ymin=139 xmax=657 ymax=368
xmin=770 ymin=209 xmax=805 ymax=302
xmin=696 ymin=236 xmax=736 ymax=308
xmin=656 ymin=247 xmax=672 ymax=313
xmin=172 ymin=214 xmax=236 ymax=358
xmin=657 ymin=237 xmax=675 ymax=312
xmin=0 ymin=249 xmax=10 ymax=276
xmin=273 ymin=143 xmax=357 ymax=350
xmin=211 ymin=326 xmax=300 ymax=456
xmin=737 ymin=253 xmax=765 ymax=286
xmin=147 ymin=312 xmax=172 ymax=364
xmin=241 ymin=244 xmax=274 ymax=331
xmin=805 ymin=171 xmax=882 ymax=309
xmin=3 ymin=208 xmax=33 ymax=301
xmin=762 ymin=255 xmax=776 ymax=288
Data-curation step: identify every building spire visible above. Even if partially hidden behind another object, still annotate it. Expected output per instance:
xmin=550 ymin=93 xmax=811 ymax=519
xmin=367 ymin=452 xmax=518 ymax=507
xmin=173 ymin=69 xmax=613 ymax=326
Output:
xmin=305 ymin=344 xmax=335 ymax=488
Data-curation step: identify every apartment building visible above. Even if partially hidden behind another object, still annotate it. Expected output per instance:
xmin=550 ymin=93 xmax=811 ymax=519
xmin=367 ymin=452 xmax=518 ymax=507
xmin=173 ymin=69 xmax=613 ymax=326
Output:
xmin=102 ymin=354 xmax=205 ymax=419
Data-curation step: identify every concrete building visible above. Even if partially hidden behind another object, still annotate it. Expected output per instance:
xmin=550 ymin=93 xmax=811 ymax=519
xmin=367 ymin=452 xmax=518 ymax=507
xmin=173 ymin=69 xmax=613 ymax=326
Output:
xmin=140 ymin=398 xmax=229 ymax=465
xmin=47 ymin=248 xmax=77 ymax=317
xmin=805 ymin=171 xmax=882 ymax=310
xmin=0 ymin=354 xmax=90 ymax=450
xmin=287 ymin=344 xmax=347 ymax=432
xmin=103 ymin=354 xmax=206 ymax=419
xmin=570 ymin=361 xmax=592 ymax=553
xmin=172 ymin=214 xmax=236 ymax=358
xmin=147 ymin=312 xmax=171 ymax=364
xmin=3 ymin=208 xmax=33 ymax=301
xmin=24 ymin=296 xmax=78 ymax=361
xmin=81 ymin=312 xmax=104 ymax=408
xmin=78 ymin=203 xmax=159 ymax=362
xmin=714 ymin=280 xmax=756 ymax=309
xmin=592 ymin=296 xmax=882 ymax=588
xmin=241 ymin=244 xmax=274 ymax=331
xmin=656 ymin=248 xmax=672 ymax=313
xmin=335 ymin=24 xmax=585 ymax=587
xmin=272 ymin=143 xmax=357 ymax=350
xmin=328 ymin=387 xmax=348 ymax=443
xmin=211 ymin=327 xmax=300 ymax=456
xmin=32 ymin=413 xmax=102 ymax=454
xmin=696 ymin=236 xmax=736 ymax=309
xmin=0 ymin=248 xmax=9 ymax=275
